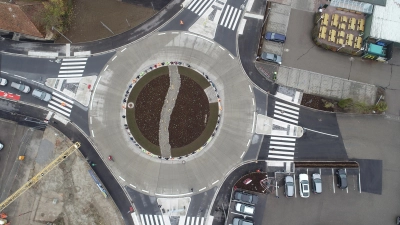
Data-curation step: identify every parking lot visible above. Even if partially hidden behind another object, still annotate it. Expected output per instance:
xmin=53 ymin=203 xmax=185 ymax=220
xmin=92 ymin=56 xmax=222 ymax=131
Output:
xmin=225 ymin=188 xmax=267 ymax=225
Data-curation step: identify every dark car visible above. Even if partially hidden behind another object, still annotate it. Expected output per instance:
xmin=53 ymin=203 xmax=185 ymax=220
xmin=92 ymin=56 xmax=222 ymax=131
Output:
xmin=265 ymin=32 xmax=286 ymax=43
xmin=336 ymin=169 xmax=348 ymax=189
xmin=234 ymin=191 xmax=258 ymax=204
xmin=260 ymin=52 xmax=282 ymax=64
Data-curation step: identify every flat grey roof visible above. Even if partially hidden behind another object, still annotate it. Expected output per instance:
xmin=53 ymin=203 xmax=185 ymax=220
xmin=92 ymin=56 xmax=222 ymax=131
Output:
xmin=370 ymin=0 xmax=400 ymax=43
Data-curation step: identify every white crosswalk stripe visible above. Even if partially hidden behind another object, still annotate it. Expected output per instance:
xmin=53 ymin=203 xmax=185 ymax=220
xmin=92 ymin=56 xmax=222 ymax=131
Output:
xmin=47 ymin=92 xmax=74 ymax=117
xmin=58 ymin=58 xmax=88 ymax=78
xmin=219 ymin=5 xmax=242 ymax=30
xmin=267 ymin=99 xmax=301 ymax=161
xmin=138 ymin=215 xmax=206 ymax=225
xmin=187 ymin=0 xmax=214 ymax=16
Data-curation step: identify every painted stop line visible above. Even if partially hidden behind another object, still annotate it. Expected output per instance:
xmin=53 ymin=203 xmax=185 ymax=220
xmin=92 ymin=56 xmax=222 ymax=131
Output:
xmin=0 ymin=90 xmax=21 ymax=101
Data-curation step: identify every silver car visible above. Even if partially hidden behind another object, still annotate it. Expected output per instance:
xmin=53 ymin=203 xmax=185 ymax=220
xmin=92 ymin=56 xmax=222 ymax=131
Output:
xmin=233 ymin=218 xmax=253 ymax=225
xmin=0 ymin=78 xmax=7 ymax=86
xmin=260 ymin=52 xmax=282 ymax=64
xmin=11 ymin=82 xmax=30 ymax=93
xmin=312 ymin=173 xmax=322 ymax=194
xmin=284 ymin=175 xmax=294 ymax=197
xmin=32 ymin=89 xmax=52 ymax=102
xmin=235 ymin=202 xmax=255 ymax=215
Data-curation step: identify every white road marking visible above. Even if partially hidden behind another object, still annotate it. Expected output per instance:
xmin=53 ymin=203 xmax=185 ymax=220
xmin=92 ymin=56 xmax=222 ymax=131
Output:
xmin=269 ymin=145 xmax=295 ymax=150
xmin=275 ymin=105 xmax=299 ymax=115
xmin=121 ymin=48 xmax=127 ymax=52
xmin=303 ymin=128 xmax=338 ymax=137
xmin=119 ymin=176 xmax=125 ymax=181
xmin=249 ymin=85 xmax=252 ymax=92
xmin=269 ymin=150 xmax=294 ymax=155
xmin=104 ymin=65 xmax=109 ymax=71
xmin=252 ymin=98 xmax=254 ymax=105
xmin=91 ymin=130 xmax=95 ymax=137
xmin=273 ymin=114 xmax=298 ymax=124
xmin=48 ymin=105 xmax=70 ymax=117
xmin=58 ymin=74 xmax=83 ymax=78
xmin=142 ymin=190 xmax=149 ymax=193
xmin=275 ymin=101 xmax=299 ymax=110
xmin=14 ymin=75 xmax=26 ymax=79
xmin=59 ymin=70 xmax=84 ymax=73
xmin=199 ymin=187 xmax=206 ymax=191
xmin=268 ymin=155 xmax=293 ymax=160
xmin=270 ymin=141 xmax=295 ymax=146
xmin=212 ymin=180 xmax=219 ymax=185
xmin=112 ymin=56 xmax=118 ymax=61
xmin=219 ymin=46 xmax=225 ymax=51
xmin=130 ymin=184 xmax=136 ymax=188
xmin=240 ymin=151 xmax=245 ymax=158
xmin=247 ymin=139 xmax=251 ymax=146
xmin=62 ymin=58 xmax=88 ymax=61
xmin=60 ymin=66 xmax=85 ymax=69
xmin=270 ymin=137 xmax=296 ymax=141
xmin=61 ymin=62 xmax=87 ymax=65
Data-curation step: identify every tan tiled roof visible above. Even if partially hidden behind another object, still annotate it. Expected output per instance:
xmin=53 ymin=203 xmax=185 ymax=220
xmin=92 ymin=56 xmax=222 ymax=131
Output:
xmin=0 ymin=2 xmax=43 ymax=38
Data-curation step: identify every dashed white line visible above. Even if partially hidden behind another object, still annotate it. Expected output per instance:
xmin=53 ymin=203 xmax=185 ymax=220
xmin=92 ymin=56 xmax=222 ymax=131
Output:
xmin=112 ymin=56 xmax=117 ymax=61
xmin=229 ymin=54 xmax=234 ymax=59
xmin=252 ymin=98 xmax=254 ymax=105
xmin=32 ymin=81 xmax=42 ymax=85
xmin=90 ymin=116 xmax=92 ymax=124
xmin=1 ymin=71 xmax=9 ymax=74
xmin=104 ymin=65 xmax=109 ymax=71
xmin=172 ymin=32 xmax=179 ymax=34
xmin=247 ymin=139 xmax=251 ymax=146
xmin=90 ymin=76 xmax=102 ymax=110
xmin=130 ymin=184 xmax=136 ymax=188
xmin=199 ymin=187 xmax=206 ymax=191
xmin=14 ymin=75 xmax=26 ymax=79
xmin=121 ymin=48 xmax=127 ymax=52
xmin=119 ymin=176 xmax=126 ymax=182
xmin=249 ymin=85 xmax=252 ymax=92
xmin=240 ymin=151 xmax=245 ymax=158
xmin=212 ymin=180 xmax=219 ymax=185
xmin=219 ymin=46 xmax=225 ymax=51
xmin=91 ymin=130 xmax=95 ymax=137
xmin=251 ymin=112 xmax=256 ymax=133
xmin=158 ymin=33 xmax=166 ymax=35
xmin=142 ymin=190 xmax=149 ymax=193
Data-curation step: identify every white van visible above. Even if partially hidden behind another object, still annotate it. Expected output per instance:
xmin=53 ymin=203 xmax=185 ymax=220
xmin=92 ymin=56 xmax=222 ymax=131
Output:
xmin=11 ymin=82 xmax=30 ymax=93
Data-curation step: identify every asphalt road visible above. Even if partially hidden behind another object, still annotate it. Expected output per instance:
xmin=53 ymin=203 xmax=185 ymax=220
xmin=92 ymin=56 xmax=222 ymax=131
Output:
xmin=0 ymin=101 xmax=134 ymax=225
xmin=238 ymin=0 xmax=278 ymax=94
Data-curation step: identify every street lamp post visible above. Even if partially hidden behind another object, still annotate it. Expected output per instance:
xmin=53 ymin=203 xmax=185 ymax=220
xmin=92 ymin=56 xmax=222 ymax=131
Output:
xmin=337 ymin=44 xmax=345 ymax=52
xmin=317 ymin=15 xmax=324 ymax=24
xmin=355 ymin=47 xmax=365 ymax=54
xmin=52 ymin=26 xmax=72 ymax=43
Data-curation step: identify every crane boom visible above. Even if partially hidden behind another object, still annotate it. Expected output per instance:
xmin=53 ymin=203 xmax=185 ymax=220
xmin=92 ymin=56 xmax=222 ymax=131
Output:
xmin=0 ymin=142 xmax=81 ymax=212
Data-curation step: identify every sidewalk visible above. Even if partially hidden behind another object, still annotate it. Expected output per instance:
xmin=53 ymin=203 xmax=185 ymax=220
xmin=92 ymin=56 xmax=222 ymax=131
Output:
xmin=277 ymin=66 xmax=377 ymax=105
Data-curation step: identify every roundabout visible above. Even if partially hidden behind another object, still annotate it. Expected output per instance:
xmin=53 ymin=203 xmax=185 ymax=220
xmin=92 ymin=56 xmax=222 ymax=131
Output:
xmin=90 ymin=31 xmax=254 ymax=195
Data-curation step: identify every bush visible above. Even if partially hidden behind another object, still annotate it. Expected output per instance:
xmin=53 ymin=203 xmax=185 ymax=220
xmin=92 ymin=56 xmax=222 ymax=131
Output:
xmin=38 ymin=0 xmax=73 ymax=33
xmin=373 ymin=101 xmax=388 ymax=113
xmin=338 ymin=98 xmax=353 ymax=109
xmin=322 ymin=99 xmax=334 ymax=108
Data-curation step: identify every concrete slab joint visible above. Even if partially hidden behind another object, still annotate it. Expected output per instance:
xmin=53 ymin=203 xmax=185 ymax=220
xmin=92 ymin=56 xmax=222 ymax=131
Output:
xmin=159 ymin=65 xmax=181 ymax=158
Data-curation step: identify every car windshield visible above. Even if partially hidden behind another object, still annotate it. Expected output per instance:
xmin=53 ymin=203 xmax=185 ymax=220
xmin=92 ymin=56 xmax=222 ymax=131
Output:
xmin=273 ymin=55 xmax=277 ymax=60
xmin=304 ymin=184 xmax=309 ymax=191
xmin=287 ymin=182 xmax=293 ymax=186
xmin=314 ymin=178 xmax=321 ymax=183
xmin=340 ymin=174 xmax=346 ymax=178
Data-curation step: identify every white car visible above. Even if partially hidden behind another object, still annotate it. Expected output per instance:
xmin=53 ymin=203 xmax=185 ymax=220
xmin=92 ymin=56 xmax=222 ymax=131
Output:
xmin=299 ymin=174 xmax=310 ymax=198
xmin=235 ymin=202 xmax=255 ymax=215
xmin=0 ymin=78 xmax=7 ymax=86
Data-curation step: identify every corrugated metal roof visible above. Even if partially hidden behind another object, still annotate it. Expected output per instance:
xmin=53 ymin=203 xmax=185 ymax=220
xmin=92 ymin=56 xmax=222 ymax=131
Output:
xmin=356 ymin=0 xmax=386 ymax=6
xmin=331 ymin=0 xmax=374 ymax=14
xmin=370 ymin=0 xmax=400 ymax=43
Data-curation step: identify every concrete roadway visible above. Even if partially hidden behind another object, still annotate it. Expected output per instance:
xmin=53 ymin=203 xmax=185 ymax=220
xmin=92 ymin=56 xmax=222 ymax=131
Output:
xmin=282 ymin=9 xmax=400 ymax=117
xmin=90 ymin=31 xmax=254 ymax=195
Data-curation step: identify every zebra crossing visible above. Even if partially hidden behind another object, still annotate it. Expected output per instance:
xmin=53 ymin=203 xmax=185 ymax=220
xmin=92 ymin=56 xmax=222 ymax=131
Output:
xmin=267 ymin=100 xmax=300 ymax=160
xmin=47 ymin=92 xmax=74 ymax=117
xmin=58 ymin=58 xmax=88 ymax=78
xmin=187 ymin=0 xmax=214 ymax=16
xmin=218 ymin=5 xmax=242 ymax=30
xmin=138 ymin=215 xmax=205 ymax=225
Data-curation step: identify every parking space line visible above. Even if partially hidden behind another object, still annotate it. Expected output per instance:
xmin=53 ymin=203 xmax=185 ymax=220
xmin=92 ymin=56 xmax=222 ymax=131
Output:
xmin=358 ymin=168 xmax=362 ymax=193
xmin=332 ymin=169 xmax=335 ymax=194
xmin=345 ymin=168 xmax=348 ymax=193
xmin=294 ymin=175 xmax=297 ymax=198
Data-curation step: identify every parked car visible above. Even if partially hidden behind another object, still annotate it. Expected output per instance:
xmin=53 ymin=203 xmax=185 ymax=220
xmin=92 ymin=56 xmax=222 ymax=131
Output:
xmin=32 ymin=89 xmax=52 ymax=102
xmin=10 ymin=82 xmax=30 ymax=93
xmin=284 ymin=175 xmax=294 ymax=197
xmin=233 ymin=218 xmax=253 ymax=225
xmin=235 ymin=202 xmax=255 ymax=215
xmin=234 ymin=191 xmax=258 ymax=204
xmin=265 ymin=32 xmax=286 ymax=43
xmin=260 ymin=52 xmax=282 ymax=64
xmin=0 ymin=142 xmax=3 ymax=150
xmin=312 ymin=173 xmax=322 ymax=194
xmin=396 ymin=216 xmax=400 ymax=225
xmin=336 ymin=169 xmax=348 ymax=189
xmin=0 ymin=78 xmax=7 ymax=86
xmin=299 ymin=174 xmax=310 ymax=198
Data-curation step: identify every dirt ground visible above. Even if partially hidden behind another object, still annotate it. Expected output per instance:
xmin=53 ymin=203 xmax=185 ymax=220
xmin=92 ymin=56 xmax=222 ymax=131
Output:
xmin=4 ymin=126 xmax=124 ymax=225
xmin=58 ymin=0 xmax=156 ymax=43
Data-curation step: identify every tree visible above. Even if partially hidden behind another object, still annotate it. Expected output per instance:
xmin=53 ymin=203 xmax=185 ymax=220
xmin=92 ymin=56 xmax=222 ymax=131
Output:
xmin=40 ymin=0 xmax=66 ymax=32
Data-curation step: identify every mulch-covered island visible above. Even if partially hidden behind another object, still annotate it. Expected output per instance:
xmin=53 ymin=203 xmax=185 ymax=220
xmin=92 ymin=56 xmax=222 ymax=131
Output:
xmin=127 ymin=66 xmax=219 ymax=157
xmin=235 ymin=172 xmax=270 ymax=194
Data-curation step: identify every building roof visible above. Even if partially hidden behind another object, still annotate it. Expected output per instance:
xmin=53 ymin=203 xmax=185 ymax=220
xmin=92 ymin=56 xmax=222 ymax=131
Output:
xmin=331 ymin=0 xmax=374 ymax=14
xmin=356 ymin=0 xmax=386 ymax=6
xmin=0 ymin=2 xmax=43 ymax=38
xmin=370 ymin=0 xmax=400 ymax=43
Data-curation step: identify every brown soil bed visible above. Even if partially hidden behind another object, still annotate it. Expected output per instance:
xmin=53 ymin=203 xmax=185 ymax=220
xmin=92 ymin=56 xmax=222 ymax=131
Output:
xmin=134 ymin=74 xmax=170 ymax=145
xmin=169 ymin=75 xmax=210 ymax=148
xmin=301 ymin=93 xmax=334 ymax=112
